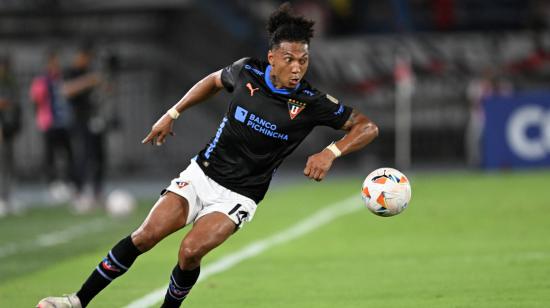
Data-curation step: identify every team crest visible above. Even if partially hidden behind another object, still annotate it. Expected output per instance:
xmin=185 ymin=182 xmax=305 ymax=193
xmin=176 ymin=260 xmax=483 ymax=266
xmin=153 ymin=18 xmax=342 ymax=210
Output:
xmin=287 ymin=99 xmax=306 ymax=120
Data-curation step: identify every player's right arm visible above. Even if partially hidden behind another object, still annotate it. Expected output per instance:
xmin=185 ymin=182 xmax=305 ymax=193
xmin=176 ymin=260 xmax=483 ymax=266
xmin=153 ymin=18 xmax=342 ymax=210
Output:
xmin=142 ymin=70 xmax=224 ymax=146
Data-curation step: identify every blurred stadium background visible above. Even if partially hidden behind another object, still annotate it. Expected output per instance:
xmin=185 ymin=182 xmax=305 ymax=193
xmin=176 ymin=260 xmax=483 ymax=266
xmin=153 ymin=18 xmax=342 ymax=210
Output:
xmin=1 ymin=0 xmax=549 ymax=307
xmin=3 ymin=0 xmax=549 ymax=178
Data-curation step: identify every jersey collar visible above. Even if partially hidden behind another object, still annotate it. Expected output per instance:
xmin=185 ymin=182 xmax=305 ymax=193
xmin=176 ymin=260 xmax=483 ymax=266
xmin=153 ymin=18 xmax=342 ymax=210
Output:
xmin=264 ymin=65 xmax=301 ymax=95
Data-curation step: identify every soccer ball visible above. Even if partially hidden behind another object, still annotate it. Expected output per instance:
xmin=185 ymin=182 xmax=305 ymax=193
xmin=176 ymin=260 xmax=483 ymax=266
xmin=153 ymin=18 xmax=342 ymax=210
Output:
xmin=361 ymin=167 xmax=411 ymax=217
xmin=106 ymin=189 xmax=136 ymax=218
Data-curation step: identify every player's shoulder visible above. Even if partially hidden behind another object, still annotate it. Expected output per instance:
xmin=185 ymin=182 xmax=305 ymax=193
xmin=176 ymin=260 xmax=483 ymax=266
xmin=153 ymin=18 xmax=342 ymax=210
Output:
xmin=240 ymin=57 xmax=268 ymax=76
xmin=295 ymin=80 xmax=338 ymax=105
xmin=229 ymin=57 xmax=264 ymax=68
xmin=226 ymin=57 xmax=267 ymax=78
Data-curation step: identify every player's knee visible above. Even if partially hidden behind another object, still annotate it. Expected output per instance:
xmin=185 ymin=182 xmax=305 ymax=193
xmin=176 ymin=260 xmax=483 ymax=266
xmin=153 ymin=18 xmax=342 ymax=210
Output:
xmin=131 ymin=227 xmax=162 ymax=252
xmin=179 ymin=245 xmax=204 ymax=269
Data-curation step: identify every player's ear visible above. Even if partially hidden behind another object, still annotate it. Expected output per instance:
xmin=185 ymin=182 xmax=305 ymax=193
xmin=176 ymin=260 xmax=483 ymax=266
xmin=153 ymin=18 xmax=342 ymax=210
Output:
xmin=267 ymin=50 xmax=274 ymax=66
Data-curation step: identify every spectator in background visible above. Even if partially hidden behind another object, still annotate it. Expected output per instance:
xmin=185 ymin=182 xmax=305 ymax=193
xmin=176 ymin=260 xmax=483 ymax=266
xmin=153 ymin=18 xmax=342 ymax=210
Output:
xmin=294 ymin=0 xmax=329 ymax=37
xmin=30 ymin=51 xmax=77 ymax=203
xmin=64 ymin=44 xmax=104 ymax=212
xmin=0 ymin=55 xmax=21 ymax=216
xmin=465 ymin=67 xmax=513 ymax=167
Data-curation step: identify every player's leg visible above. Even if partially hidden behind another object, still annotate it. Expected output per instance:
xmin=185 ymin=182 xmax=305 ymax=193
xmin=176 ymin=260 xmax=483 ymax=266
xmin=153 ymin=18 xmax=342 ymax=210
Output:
xmin=131 ymin=191 xmax=190 ymax=252
xmin=161 ymin=212 xmax=237 ymax=308
xmin=77 ymin=192 xmax=189 ymax=306
xmin=38 ymin=192 xmax=189 ymax=308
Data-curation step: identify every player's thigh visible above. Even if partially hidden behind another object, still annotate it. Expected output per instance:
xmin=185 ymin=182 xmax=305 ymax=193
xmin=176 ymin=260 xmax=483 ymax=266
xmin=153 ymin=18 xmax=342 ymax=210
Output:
xmin=179 ymin=212 xmax=236 ymax=261
xmin=132 ymin=192 xmax=189 ymax=251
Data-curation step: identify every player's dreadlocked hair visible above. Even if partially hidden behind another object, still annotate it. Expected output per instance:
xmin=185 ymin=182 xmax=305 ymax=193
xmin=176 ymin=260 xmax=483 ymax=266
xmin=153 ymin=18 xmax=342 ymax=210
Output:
xmin=267 ymin=2 xmax=315 ymax=49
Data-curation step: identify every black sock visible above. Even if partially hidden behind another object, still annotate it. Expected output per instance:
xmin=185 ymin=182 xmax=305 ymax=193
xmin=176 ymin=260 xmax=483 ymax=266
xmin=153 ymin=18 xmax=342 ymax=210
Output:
xmin=76 ymin=235 xmax=142 ymax=307
xmin=161 ymin=265 xmax=201 ymax=308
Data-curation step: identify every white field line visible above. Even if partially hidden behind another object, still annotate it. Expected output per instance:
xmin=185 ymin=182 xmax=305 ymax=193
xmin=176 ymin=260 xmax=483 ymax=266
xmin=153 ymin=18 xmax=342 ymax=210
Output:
xmin=0 ymin=218 xmax=108 ymax=258
xmin=125 ymin=195 xmax=360 ymax=308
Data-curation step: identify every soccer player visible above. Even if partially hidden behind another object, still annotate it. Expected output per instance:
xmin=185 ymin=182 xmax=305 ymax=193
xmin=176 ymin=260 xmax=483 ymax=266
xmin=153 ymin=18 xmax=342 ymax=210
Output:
xmin=37 ymin=3 xmax=378 ymax=308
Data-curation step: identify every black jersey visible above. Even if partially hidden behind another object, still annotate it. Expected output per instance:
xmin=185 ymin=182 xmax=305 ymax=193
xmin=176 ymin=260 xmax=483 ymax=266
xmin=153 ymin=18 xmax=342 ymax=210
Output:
xmin=195 ymin=57 xmax=352 ymax=203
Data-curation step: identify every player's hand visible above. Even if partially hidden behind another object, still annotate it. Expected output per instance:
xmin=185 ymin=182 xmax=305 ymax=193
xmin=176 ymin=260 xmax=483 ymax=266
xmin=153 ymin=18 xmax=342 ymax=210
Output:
xmin=303 ymin=149 xmax=336 ymax=181
xmin=141 ymin=113 xmax=175 ymax=146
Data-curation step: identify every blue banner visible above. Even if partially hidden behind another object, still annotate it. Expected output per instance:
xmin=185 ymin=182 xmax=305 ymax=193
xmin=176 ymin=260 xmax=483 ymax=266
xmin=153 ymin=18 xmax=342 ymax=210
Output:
xmin=482 ymin=92 xmax=550 ymax=169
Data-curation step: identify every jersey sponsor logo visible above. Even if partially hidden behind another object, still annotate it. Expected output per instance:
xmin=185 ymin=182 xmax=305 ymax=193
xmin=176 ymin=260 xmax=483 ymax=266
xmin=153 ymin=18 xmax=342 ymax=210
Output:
xmin=247 ymin=114 xmax=289 ymax=140
xmin=235 ymin=106 xmax=248 ymax=123
xmin=246 ymin=82 xmax=259 ymax=96
xmin=287 ymin=99 xmax=306 ymax=120
xmin=234 ymin=106 xmax=288 ymax=140
xmin=326 ymin=94 xmax=339 ymax=104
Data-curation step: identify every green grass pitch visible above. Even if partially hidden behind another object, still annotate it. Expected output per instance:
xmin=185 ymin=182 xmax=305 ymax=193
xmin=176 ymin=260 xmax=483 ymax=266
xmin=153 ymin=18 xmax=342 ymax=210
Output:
xmin=1 ymin=170 xmax=549 ymax=307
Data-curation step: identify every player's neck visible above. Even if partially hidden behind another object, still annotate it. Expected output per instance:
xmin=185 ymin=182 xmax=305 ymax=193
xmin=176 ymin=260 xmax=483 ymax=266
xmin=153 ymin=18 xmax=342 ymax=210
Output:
xmin=269 ymin=73 xmax=285 ymax=89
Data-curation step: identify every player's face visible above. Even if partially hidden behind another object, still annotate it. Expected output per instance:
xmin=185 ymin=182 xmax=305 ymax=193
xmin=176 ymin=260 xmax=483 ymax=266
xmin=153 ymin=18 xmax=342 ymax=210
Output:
xmin=268 ymin=41 xmax=309 ymax=89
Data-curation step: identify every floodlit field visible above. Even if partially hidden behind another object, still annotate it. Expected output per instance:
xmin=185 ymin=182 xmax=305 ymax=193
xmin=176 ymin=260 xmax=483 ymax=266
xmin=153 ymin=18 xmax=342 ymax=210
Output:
xmin=1 ymin=171 xmax=549 ymax=307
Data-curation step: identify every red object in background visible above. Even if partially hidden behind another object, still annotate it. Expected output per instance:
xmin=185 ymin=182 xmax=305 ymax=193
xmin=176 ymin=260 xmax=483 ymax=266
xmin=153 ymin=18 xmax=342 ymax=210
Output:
xmin=394 ymin=56 xmax=414 ymax=87
xmin=506 ymin=50 xmax=550 ymax=73
xmin=427 ymin=59 xmax=446 ymax=74
xmin=433 ymin=0 xmax=455 ymax=30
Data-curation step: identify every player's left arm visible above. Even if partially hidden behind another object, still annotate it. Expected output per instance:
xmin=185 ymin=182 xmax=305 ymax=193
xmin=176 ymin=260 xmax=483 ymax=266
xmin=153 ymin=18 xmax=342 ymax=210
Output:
xmin=304 ymin=109 xmax=378 ymax=181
